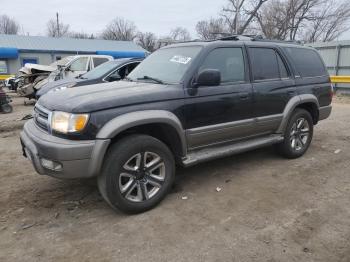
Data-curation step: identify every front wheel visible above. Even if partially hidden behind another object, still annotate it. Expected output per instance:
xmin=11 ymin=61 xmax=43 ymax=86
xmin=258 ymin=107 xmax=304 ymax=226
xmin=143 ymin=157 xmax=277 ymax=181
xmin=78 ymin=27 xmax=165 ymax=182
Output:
xmin=277 ymin=108 xmax=314 ymax=159
xmin=98 ymin=134 xmax=175 ymax=214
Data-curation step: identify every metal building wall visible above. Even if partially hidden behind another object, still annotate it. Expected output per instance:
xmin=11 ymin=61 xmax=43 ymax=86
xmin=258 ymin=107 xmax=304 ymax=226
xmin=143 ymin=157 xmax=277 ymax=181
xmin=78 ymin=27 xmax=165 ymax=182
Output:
xmin=310 ymin=41 xmax=350 ymax=91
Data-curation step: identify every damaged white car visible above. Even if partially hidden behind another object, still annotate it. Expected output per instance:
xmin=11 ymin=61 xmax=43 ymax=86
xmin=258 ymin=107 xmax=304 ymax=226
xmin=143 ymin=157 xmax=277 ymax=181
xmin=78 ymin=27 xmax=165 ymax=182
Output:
xmin=16 ymin=55 xmax=113 ymax=99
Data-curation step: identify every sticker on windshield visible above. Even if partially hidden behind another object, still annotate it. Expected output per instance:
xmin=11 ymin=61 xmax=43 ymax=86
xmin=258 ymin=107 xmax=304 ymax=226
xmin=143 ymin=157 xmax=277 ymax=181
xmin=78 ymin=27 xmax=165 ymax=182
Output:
xmin=170 ymin=55 xmax=192 ymax=64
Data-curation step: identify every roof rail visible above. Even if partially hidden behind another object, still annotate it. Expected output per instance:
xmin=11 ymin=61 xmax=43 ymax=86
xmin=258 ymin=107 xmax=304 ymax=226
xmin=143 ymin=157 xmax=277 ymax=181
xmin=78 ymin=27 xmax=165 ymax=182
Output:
xmin=216 ymin=34 xmax=303 ymax=45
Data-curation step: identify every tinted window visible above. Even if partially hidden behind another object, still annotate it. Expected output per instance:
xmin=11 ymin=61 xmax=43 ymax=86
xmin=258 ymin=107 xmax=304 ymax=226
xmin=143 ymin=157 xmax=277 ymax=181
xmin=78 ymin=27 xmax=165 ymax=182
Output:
xmin=250 ymin=48 xmax=280 ymax=80
xmin=93 ymin=57 xmax=109 ymax=67
xmin=199 ymin=48 xmax=245 ymax=83
xmin=284 ymin=47 xmax=327 ymax=77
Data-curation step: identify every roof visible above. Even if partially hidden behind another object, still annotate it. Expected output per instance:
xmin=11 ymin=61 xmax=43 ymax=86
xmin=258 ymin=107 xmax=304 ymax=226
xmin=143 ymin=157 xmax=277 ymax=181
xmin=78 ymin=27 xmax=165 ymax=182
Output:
xmin=0 ymin=34 xmax=145 ymax=53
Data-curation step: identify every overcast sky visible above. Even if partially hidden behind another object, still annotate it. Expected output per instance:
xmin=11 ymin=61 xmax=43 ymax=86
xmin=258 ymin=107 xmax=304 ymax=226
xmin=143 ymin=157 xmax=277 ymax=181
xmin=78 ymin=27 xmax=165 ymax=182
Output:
xmin=2 ymin=0 xmax=226 ymax=37
xmin=2 ymin=0 xmax=350 ymax=40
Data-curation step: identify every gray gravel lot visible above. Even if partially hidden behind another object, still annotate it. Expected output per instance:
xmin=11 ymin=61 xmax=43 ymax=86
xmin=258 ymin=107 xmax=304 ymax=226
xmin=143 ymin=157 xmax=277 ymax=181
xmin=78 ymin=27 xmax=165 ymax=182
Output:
xmin=0 ymin=95 xmax=350 ymax=262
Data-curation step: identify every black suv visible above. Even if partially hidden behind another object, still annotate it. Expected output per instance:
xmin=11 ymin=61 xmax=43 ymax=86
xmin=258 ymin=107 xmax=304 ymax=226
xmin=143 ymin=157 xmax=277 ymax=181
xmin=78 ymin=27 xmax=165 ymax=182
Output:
xmin=20 ymin=36 xmax=332 ymax=213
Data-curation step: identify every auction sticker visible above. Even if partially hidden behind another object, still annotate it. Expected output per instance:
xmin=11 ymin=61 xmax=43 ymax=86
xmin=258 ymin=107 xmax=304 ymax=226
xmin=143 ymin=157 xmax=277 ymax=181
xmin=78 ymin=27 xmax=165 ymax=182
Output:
xmin=170 ymin=55 xmax=192 ymax=64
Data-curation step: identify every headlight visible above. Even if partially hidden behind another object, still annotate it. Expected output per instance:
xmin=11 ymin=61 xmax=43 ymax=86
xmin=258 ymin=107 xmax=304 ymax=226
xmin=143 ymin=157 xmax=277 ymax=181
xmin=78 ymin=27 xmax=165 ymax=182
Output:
xmin=51 ymin=111 xmax=89 ymax=133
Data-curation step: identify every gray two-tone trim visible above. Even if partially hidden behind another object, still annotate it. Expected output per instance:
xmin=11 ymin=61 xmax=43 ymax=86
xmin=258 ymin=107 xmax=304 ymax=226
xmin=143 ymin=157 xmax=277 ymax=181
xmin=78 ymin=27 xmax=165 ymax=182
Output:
xmin=276 ymin=94 xmax=319 ymax=133
xmin=319 ymin=105 xmax=332 ymax=120
xmin=186 ymin=114 xmax=283 ymax=149
xmin=97 ymin=110 xmax=187 ymax=156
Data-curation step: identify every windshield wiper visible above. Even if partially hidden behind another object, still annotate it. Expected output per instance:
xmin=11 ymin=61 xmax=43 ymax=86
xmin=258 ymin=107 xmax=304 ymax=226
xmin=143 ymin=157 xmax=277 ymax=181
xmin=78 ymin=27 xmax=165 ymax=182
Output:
xmin=137 ymin=75 xmax=164 ymax=84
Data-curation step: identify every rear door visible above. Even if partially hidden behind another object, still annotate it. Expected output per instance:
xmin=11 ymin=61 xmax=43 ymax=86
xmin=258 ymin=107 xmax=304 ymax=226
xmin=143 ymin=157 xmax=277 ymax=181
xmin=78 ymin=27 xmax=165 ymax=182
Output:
xmin=184 ymin=46 xmax=255 ymax=149
xmin=247 ymin=46 xmax=295 ymax=135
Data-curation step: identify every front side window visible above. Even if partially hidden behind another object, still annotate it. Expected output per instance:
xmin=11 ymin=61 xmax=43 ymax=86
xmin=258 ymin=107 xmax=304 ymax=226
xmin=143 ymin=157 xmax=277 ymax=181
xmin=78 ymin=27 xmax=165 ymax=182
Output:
xmin=199 ymin=47 xmax=245 ymax=83
xmin=69 ymin=57 xmax=88 ymax=71
xmin=128 ymin=46 xmax=202 ymax=84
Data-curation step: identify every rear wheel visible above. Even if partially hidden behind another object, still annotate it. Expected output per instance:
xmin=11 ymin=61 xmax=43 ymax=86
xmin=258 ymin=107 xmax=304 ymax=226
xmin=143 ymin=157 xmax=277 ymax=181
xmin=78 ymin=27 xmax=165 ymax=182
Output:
xmin=277 ymin=108 xmax=313 ymax=158
xmin=98 ymin=134 xmax=175 ymax=213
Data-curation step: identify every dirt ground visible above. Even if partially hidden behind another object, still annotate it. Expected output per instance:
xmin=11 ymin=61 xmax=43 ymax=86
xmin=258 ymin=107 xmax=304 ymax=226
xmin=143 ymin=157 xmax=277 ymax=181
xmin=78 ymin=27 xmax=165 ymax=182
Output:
xmin=1 ymin=94 xmax=350 ymax=262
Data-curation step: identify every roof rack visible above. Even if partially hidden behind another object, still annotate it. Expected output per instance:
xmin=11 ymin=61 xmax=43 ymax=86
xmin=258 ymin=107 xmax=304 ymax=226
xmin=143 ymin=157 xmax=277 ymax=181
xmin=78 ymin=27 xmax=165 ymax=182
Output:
xmin=215 ymin=34 xmax=303 ymax=45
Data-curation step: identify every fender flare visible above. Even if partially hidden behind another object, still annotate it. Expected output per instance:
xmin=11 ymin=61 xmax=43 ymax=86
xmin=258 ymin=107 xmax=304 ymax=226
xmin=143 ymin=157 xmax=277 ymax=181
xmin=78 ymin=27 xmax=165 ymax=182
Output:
xmin=89 ymin=110 xmax=187 ymax=177
xmin=97 ymin=110 xmax=187 ymax=153
xmin=277 ymin=94 xmax=319 ymax=133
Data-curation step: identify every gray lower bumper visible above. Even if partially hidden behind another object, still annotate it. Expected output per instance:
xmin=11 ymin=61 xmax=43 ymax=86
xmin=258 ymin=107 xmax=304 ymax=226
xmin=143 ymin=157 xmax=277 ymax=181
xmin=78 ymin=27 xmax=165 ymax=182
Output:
xmin=20 ymin=120 xmax=110 ymax=179
xmin=319 ymin=105 xmax=332 ymax=121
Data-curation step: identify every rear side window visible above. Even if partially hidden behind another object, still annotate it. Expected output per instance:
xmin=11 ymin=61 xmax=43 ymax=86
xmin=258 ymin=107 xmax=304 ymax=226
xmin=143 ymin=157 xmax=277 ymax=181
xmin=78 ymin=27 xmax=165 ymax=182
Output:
xmin=284 ymin=47 xmax=327 ymax=77
xmin=93 ymin=57 xmax=109 ymax=67
xmin=249 ymin=48 xmax=289 ymax=81
xmin=199 ymin=47 xmax=245 ymax=83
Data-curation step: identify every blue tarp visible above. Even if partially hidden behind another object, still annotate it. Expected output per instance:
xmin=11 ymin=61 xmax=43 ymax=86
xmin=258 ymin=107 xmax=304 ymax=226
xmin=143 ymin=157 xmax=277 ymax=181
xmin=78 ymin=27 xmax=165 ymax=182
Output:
xmin=96 ymin=50 xmax=146 ymax=59
xmin=0 ymin=47 xmax=18 ymax=59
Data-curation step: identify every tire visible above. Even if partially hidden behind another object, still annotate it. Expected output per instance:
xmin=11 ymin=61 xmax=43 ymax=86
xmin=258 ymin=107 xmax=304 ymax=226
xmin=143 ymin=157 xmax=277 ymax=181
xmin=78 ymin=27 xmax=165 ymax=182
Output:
xmin=0 ymin=104 xmax=13 ymax=114
xmin=98 ymin=134 xmax=175 ymax=214
xmin=277 ymin=108 xmax=314 ymax=159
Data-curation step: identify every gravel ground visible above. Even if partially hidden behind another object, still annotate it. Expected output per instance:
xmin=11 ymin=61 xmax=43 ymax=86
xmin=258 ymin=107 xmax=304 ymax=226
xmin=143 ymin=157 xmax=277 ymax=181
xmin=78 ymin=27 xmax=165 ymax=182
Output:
xmin=0 ymin=95 xmax=350 ymax=262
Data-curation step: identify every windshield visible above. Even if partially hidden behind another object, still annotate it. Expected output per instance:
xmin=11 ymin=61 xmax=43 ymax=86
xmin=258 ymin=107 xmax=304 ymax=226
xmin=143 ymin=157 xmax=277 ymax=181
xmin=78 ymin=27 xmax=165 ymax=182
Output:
xmin=80 ymin=61 xmax=120 ymax=79
xmin=128 ymin=46 xmax=202 ymax=84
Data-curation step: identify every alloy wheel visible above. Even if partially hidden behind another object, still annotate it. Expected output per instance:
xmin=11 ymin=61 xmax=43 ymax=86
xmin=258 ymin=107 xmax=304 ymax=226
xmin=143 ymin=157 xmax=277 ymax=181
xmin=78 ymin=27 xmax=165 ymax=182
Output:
xmin=290 ymin=117 xmax=310 ymax=151
xmin=119 ymin=152 xmax=165 ymax=202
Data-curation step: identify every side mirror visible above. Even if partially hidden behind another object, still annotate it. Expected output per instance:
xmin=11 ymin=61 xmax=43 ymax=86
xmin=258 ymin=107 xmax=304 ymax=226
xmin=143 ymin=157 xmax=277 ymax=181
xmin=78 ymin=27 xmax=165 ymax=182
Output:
xmin=107 ymin=72 xmax=121 ymax=82
xmin=195 ymin=69 xmax=221 ymax=87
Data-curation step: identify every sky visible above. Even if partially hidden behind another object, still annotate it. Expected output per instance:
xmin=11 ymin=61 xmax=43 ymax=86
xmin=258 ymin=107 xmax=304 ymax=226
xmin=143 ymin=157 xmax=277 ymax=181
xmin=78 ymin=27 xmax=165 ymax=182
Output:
xmin=2 ymin=0 xmax=350 ymax=40
xmin=1 ymin=0 xmax=227 ymax=37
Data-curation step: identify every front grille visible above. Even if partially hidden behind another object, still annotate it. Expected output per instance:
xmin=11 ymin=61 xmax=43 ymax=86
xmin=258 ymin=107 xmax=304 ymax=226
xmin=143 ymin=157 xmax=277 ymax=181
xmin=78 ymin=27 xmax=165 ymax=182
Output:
xmin=34 ymin=104 xmax=51 ymax=132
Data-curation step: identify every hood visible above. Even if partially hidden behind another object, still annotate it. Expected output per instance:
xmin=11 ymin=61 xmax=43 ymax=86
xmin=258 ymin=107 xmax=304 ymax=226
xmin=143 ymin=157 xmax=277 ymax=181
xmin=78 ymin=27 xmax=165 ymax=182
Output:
xmin=36 ymin=77 xmax=83 ymax=98
xmin=19 ymin=63 xmax=56 ymax=74
xmin=38 ymin=81 xmax=184 ymax=113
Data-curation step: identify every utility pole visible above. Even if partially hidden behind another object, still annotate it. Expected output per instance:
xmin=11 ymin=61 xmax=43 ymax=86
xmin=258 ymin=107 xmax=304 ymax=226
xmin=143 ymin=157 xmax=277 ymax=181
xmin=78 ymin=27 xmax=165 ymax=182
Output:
xmin=56 ymin=12 xmax=60 ymax=37
xmin=235 ymin=0 xmax=240 ymax=34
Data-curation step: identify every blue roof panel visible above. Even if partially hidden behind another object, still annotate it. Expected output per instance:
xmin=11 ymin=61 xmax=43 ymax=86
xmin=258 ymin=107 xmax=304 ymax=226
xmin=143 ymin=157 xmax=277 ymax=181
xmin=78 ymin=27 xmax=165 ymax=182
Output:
xmin=0 ymin=34 xmax=145 ymax=53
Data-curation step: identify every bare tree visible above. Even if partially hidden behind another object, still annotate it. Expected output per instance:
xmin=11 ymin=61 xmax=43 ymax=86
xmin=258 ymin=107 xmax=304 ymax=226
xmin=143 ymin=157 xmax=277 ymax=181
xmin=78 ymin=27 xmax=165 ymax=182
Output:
xmin=0 ymin=15 xmax=20 ymax=34
xmin=102 ymin=17 xmax=137 ymax=41
xmin=221 ymin=0 xmax=270 ymax=34
xmin=169 ymin=27 xmax=191 ymax=41
xmin=69 ymin=31 xmax=95 ymax=39
xmin=196 ymin=18 xmax=228 ymax=40
xmin=303 ymin=0 xmax=350 ymax=42
xmin=136 ymin=32 xmax=158 ymax=52
xmin=46 ymin=13 xmax=70 ymax=37
xmin=256 ymin=0 xmax=350 ymax=42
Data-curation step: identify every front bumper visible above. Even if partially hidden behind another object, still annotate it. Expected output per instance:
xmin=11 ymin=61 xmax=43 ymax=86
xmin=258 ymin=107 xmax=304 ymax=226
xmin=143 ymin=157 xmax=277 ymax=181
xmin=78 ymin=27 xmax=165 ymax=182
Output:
xmin=20 ymin=120 xmax=110 ymax=179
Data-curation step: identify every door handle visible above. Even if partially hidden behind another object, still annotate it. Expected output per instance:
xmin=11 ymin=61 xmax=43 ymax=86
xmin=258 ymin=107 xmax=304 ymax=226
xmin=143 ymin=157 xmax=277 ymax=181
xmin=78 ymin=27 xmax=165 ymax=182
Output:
xmin=287 ymin=90 xmax=296 ymax=96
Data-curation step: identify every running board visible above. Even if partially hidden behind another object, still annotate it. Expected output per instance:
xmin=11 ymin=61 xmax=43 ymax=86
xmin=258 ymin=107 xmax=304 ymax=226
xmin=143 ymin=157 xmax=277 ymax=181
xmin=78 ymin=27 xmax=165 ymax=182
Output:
xmin=182 ymin=135 xmax=284 ymax=167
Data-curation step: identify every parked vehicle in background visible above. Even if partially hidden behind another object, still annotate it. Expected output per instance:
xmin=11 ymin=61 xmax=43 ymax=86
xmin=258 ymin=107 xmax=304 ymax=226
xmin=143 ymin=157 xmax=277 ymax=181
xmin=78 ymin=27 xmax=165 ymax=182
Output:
xmin=20 ymin=35 xmax=332 ymax=214
xmin=16 ymin=55 xmax=113 ymax=99
xmin=36 ymin=58 xmax=143 ymax=99
xmin=0 ymin=86 xmax=12 ymax=113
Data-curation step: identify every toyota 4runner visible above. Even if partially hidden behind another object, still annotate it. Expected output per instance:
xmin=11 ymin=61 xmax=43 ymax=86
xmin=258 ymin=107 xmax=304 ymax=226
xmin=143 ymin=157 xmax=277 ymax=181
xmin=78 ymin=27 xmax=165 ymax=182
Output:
xmin=20 ymin=36 xmax=332 ymax=213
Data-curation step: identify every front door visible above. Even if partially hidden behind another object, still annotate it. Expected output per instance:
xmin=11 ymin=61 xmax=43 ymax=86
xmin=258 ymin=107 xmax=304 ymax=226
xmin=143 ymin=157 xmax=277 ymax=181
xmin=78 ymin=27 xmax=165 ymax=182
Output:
xmin=65 ymin=57 xmax=89 ymax=78
xmin=184 ymin=46 xmax=254 ymax=149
